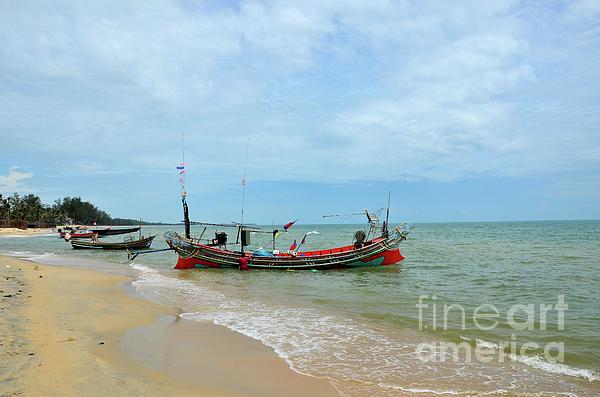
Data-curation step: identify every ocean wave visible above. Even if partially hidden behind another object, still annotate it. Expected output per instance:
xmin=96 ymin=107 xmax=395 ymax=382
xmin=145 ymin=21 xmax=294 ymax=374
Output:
xmin=508 ymin=354 xmax=599 ymax=382
xmin=0 ymin=250 xmax=35 ymax=256
xmin=460 ymin=336 xmax=599 ymax=382
xmin=377 ymin=383 xmax=464 ymax=395
xmin=0 ymin=233 xmax=55 ymax=238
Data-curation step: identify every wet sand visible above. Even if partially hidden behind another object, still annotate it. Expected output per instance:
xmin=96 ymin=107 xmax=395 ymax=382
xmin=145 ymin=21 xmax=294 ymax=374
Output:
xmin=0 ymin=255 xmax=338 ymax=397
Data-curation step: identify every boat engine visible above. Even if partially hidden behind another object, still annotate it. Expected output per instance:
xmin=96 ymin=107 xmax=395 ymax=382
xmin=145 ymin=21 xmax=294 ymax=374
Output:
xmin=212 ymin=232 xmax=228 ymax=247
xmin=354 ymin=230 xmax=366 ymax=248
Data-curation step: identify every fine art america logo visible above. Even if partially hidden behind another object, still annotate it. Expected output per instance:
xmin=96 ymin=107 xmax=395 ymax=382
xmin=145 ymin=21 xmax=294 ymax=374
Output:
xmin=415 ymin=295 xmax=568 ymax=363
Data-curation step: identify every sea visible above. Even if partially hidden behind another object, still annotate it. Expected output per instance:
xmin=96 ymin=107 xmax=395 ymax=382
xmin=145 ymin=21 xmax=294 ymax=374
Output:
xmin=1 ymin=221 xmax=599 ymax=396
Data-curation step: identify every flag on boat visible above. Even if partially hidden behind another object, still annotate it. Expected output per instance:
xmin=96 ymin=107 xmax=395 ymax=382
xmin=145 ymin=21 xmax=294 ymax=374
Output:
xmin=289 ymin=240 xmax=297 ymax=251
xmin=283 ymin=219 xmax=298 ymax=232
xmin=273 ymin=219 xmax=298 ymax=239
xmin=179 ymin=169 xmax=185 ymax=174
xmin=176 ymin=163 xmax=185 ymax=170
xmin=300 ymin=231 xmax=319 ymax=245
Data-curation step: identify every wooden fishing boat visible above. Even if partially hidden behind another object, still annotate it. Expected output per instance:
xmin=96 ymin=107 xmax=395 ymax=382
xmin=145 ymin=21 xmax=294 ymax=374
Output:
xmin=165 ymin=226 xmax=409 ymax=270
xmin=65 ymin=230 xmax=96 ymax=240
xmin=71 ymin=235 xmax=155 ymax=250
xmin=58 ymin=226 xmax=74 ymax=238
xmin=90 ymin=226 xmax=140 ymax=236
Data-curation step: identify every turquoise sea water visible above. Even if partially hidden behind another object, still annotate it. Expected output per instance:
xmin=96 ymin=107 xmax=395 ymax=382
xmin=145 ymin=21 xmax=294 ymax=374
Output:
xmin=1 ymin=221 xmax=599 ymax=395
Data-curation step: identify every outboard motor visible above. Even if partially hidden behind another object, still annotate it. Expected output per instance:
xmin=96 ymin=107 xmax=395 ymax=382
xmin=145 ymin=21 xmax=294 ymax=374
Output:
xmin=354 ymin=230 xmax=366 ymax=248
xmin=212 ymin=232 xmax=228 ymax=247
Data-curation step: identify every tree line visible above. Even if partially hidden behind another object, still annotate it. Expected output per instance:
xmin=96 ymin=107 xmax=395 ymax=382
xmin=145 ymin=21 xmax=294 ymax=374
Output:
xmin=0 ymin=193 xmax=142 ymax=227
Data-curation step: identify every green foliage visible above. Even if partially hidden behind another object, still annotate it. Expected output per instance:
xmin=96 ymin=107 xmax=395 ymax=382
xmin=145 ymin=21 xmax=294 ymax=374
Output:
xmin=53 ymin=196 xmax=112 ymax=225
xmin=0 ymin=193 xmax=63 ymax=226
xmin=0 ymin=193 xmax=138 ymax=226
xmin=111 ymin=218 xmax=147 ymax=225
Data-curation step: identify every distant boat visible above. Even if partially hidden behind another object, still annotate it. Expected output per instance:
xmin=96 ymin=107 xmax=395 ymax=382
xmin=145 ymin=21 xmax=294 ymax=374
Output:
xmin=58 ymin=226 xmax=74 ymax=238
xmin=90 ymin=226 xmax=141 ymax=236
xmin=64 ymin=230 xmax=96 ymax=240
xmin=71 ymin=235 xmax=155 ymax=250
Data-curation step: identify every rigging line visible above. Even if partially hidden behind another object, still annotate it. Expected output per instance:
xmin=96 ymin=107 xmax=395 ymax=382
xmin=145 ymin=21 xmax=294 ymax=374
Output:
xmin=322 ymin=212 xmax=364 ymax=218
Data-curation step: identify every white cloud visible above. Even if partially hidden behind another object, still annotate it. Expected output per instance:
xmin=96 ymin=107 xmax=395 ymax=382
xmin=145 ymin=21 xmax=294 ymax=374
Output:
xmin=0 ymin=166 xmax=33 ymax=193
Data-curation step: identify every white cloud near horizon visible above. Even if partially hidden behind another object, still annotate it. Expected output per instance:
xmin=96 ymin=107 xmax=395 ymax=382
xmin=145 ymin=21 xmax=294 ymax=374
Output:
xmin=0 ymin=0 xmax=598 ymax=190
xmin=0 ymin=166 xmax=33 ymax=193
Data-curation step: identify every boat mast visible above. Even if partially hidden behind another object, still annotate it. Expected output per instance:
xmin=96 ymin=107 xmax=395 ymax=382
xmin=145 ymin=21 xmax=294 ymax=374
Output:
xmin=240 ymin=138 xmax=250 ymax=254
xmin=181 ymin=132 xmax=191 ymax=239
xmin=383 ymin=191 xmax=391 ymax=238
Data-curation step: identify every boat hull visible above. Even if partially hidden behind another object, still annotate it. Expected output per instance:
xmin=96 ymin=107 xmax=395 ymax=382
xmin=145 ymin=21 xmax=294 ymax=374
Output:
xmin=71 ymin=235 xmax=155 ymax=250
xmin=90 ymin=226 xmax=141 ymax=236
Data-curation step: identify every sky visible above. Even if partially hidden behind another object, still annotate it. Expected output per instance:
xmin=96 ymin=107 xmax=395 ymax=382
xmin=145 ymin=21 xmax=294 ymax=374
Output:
xmin=0 ymin=0 xmax=599 ymax=224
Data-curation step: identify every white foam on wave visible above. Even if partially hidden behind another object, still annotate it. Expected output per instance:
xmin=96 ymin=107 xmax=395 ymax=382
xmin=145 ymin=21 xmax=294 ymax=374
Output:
xmin=508 ymin=354 xmax=599 ymax=382
xmin=459 ymin=335 xmax=499 ymax=351
xmin=377 ymin=383 xmax=464 ymax=395
xmin=0 ymin=250 xmax=35 ymax=256
xmin=0 ymin=233 xmax=55 ymax=238
xmin=459 ymin=336 xmax=599 ymax=383
xmin=0 ymin=250 xmax=59 ymax=263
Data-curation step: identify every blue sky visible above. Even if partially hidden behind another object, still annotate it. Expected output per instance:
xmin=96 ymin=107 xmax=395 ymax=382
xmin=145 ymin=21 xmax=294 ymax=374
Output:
xmin=1 ymin=0 xmax=599 ymax=223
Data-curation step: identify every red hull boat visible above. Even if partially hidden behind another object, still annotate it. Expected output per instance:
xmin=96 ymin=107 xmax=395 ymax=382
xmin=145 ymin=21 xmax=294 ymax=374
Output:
xmin=69 ymin=231 xmax=96 ymax=239
xmin=165 ymin=224 xmax=409 ymax=270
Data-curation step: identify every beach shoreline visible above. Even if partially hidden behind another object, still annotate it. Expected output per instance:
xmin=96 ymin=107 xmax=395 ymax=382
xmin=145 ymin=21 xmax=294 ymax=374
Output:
xmin=0 ymin=255 xmax=338 ymax=397
xmin=0 ymin=228 xmax=55 ymax=237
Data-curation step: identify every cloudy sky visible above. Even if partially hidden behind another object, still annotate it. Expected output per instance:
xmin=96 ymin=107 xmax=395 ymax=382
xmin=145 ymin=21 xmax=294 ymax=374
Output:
xmin=1 ymin=0 xmax=599 ymax=223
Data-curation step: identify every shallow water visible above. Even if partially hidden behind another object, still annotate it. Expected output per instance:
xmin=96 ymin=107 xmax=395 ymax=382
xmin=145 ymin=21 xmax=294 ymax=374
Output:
xmin=2 ymin=221 xmax=599 ymax=395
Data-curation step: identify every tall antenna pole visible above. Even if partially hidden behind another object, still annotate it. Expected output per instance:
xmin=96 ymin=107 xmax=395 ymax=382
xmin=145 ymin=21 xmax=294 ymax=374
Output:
xmin=384 ymin=191 xmax=391 ymax=238
xmin=180 ymin=132 xmax=186 ymax=197
xmin=180 ymin=132 xmax=191 ymax=239
xmin=240 ymin=138 xmax=250 ymax=254
xmin=240 ymin=139 xmax=250 ymax=227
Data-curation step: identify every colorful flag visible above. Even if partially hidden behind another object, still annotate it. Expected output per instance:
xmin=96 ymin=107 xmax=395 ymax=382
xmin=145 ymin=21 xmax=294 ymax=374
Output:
xmin=289 ymin=240 xmax=297 ymax=251
xmin=283 ymin=219 xmax=298 ymax=232
xmin=176 ymin=163 xmax=185 ymax=170
xmin=300 ymin=231 xmax=319 ymax=245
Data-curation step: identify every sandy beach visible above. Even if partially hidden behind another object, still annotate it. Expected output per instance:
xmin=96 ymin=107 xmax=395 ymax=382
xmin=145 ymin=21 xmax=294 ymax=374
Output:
xmin=0 ymin=228 xmax=55 ymax=237
xmin=0 ymin=255 xmax=338 ymax=397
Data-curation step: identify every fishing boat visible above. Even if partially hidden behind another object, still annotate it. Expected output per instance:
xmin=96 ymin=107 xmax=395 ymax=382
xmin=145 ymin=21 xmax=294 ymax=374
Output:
xmin=165 ymin=223 xmax=410 ymax=270
xmin=58 ymin=226 xmax=76 ymax=238
xmin=71 ymin=235 xmax=155 ymax=250
xmin=64 ymin=230 xmax=96 ymax=240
